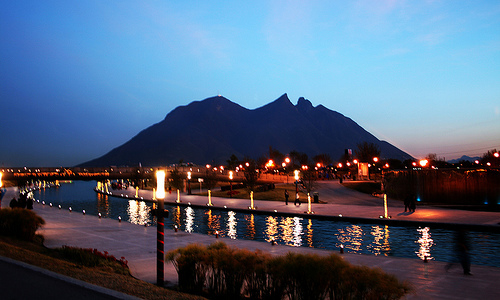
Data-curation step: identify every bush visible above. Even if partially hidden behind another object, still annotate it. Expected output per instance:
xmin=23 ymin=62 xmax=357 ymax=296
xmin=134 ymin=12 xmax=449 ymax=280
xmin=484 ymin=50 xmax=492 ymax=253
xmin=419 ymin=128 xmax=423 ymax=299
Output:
xmin=167 ymin=242 xmax=412 ymax=300
xmin=167 ymin=243 xmax=209 ymax=294
xmin=53 ymin=246 xmax=130 ymax=275
xmin=0 ymin=208 xmax=45 ymax=241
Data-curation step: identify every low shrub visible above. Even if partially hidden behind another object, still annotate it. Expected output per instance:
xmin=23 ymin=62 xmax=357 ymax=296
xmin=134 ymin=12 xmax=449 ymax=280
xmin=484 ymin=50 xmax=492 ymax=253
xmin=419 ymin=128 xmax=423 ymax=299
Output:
xmin=0 ymin=208 xmax=45 ymax=241
xmin=167 ymin=242 xmax=412 ymax=300
xmin=53 ymin=245 xmax=130 ymax=275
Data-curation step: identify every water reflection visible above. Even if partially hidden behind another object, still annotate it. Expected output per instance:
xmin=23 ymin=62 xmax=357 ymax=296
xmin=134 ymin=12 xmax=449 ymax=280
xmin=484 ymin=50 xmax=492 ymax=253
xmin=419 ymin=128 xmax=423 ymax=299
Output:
xmin=172 ymin=206 xmax=181 ymax=228
xmin=369 ymin=225 xmax=391 ymax=256
xmin=205 ymin=209 xmax=221 ymax=236
xmin=338 ymin=225 xmax=363 ymax=252
xmin=127 ymin=200 xmax=151 ymax=225
xmin=416 ymin=227 xmax=434 ymax=261
xmin=244 ymin=214 xmax=255 ymax=239
xmin=306 ymin=219 xmax=313 ymax=247
xmin=227 ymin=211 xmax=237 ymax=239
xmin=265 ymin=216 xmax=278 ymax=243
xmin=97 ymin=193 xmax=110 ymax=217
xmin=184 ymin=206 xmax=195 ymax=233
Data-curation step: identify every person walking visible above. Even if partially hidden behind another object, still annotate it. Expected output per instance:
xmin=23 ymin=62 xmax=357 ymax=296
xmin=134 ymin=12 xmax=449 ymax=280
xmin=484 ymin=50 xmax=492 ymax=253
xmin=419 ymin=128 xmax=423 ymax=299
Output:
xmin=294 ymin=192 xmax=300 ymax=206
xmin=284 ymin=189 xmax=289 ymax=205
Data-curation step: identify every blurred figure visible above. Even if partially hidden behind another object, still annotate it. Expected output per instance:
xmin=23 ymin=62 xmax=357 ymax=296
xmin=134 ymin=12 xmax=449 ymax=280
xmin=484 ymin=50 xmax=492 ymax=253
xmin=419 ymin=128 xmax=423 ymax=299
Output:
xmin=446 ymin=229 xmax=472 ymax=275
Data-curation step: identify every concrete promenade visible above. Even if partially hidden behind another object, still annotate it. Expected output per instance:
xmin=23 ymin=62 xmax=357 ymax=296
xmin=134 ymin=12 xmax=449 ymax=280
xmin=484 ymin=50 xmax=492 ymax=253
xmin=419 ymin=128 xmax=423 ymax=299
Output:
xmin=2 ymin=181 xmax=500 ymax=299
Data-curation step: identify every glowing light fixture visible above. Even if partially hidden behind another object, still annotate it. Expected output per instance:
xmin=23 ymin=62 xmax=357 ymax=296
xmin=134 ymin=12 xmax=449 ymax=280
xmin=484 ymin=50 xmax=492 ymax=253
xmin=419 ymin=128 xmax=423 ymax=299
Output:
xmin=156 ymin=170 xmax=165 ymax=200
xmin=208 ymin=190 xmax=213 ymax=206
xmin=250 ymin=191 xmax=255 ymax=209
xmin=383 ymin=194 xmax=388 ymax=218
xmin=419 ymin=159 xmax=428 ymax=167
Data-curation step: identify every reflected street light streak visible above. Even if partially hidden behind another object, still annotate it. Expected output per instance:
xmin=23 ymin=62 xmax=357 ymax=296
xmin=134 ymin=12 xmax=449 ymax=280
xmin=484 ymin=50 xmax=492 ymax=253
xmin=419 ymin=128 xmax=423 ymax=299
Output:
xmin=306 ymin=219 xmax=314 ymax=247
xmin=292 ymin=217 xmax=303 ymax=247
xmin=205 ymin=209 xmax=221 ymax=235
xmin=227 ymin=211 xmax=237 ymax=239
xmin=265 ymin=216 xmax=278 ymax=243
xmin=127 ymin=200 xmax=151 ymax=226
xmin=245 ymin=214 xmax=255 ymax=239
xmin=184 ymin=206 xmax=195 ymax=233
xmin=416 ymin=227 xmax=434 ymax=261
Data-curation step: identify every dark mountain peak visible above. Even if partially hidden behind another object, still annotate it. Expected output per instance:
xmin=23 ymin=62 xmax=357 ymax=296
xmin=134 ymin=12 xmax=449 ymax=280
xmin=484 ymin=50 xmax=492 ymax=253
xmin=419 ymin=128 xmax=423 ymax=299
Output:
xmin=296 ymin=97 xmax=313 ymax=111
xmin=79 ymin=93 xmax=413 ymax=167
xmin=255 ymin=93 xmax=294 ymax=112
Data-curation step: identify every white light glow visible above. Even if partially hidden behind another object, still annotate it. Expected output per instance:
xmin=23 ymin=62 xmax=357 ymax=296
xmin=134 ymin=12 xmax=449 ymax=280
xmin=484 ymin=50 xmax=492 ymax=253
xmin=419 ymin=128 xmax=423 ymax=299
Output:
xmin=156 ymin=170 xmax=165 ymax=199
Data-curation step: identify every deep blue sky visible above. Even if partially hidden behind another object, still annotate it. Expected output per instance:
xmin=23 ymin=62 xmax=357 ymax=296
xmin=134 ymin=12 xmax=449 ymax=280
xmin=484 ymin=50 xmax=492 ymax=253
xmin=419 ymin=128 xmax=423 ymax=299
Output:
xmin=1 ymin=1 xmax=499 ymax=167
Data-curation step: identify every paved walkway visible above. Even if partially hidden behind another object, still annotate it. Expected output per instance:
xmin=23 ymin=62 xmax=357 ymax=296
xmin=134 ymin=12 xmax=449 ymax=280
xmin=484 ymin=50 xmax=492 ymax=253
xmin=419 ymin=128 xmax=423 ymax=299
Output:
xmin=2 ymin=181 xmax=500 ymax=299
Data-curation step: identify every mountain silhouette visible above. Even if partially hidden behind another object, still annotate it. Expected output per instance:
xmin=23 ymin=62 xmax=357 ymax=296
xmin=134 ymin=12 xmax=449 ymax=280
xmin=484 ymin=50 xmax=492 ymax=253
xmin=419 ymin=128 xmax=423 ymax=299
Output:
xmin=79 ymin=94 xmax=412 ymax=167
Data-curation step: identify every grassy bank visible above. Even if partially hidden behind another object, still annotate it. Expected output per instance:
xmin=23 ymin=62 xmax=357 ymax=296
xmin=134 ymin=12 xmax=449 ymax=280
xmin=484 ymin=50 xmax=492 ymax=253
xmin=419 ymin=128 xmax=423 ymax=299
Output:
xmin=0 ymin=235 xmax=206 ymax=300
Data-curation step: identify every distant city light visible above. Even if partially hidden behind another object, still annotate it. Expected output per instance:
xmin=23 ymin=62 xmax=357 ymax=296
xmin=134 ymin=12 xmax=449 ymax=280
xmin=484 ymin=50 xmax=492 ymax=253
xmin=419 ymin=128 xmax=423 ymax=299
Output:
xmin=419 ymin=159 xmax=428 ymax=167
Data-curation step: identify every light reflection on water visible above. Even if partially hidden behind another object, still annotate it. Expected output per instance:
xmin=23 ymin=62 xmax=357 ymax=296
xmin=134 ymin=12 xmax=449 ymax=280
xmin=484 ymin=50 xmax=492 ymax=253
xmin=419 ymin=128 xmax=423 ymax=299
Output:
xmin=127 ymin=200 xmax=151 ymax=226
xmin=33 ymin=181 xmax=500 ymax=267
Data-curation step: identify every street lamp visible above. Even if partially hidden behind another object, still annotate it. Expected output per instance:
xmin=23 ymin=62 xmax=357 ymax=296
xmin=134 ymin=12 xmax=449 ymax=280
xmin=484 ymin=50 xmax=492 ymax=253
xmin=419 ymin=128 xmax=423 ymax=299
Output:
xmin=419 ymin=159 xmax=428 ymax=167
xmin=187 ymin=171 xmax=191 ymax=195
xmin=229 ymin=171 xmax=233 ymax=198
xmin=294 ymin=170 xmax=300 ymax=202
xmin=155 ymin=170 xmax=166 ymax=286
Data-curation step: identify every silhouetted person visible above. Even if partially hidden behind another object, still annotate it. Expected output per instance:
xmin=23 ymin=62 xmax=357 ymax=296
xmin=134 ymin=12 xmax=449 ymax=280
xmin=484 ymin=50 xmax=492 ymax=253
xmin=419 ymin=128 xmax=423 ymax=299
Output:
xmin=409 ymin=196 xmax=416 ymax=212
xmin=18 ymin=193 xmax=27 ymax=209
xmin=404 ymin=194 xmax=411 ymax=212
xmin=294 ymin=193 xmax=300 ymax=206
xmin=26 ymin=197 xmax=33 ymax=209
xmin=9 ymin=197 xmax=18 ymax=208
xmin=284 ymin=189 xmax=289 ymax=205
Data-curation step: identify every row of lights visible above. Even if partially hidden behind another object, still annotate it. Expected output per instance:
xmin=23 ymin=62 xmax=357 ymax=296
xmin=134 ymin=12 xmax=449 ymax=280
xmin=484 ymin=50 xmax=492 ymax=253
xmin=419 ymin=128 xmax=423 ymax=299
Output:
xmin=35 ymin=199 xmax=123 ymax=222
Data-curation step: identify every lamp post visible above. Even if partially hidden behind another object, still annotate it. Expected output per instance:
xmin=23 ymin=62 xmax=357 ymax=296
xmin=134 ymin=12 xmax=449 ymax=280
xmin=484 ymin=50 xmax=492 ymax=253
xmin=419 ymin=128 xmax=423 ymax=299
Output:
xmin=229 ymin=171 xmax=233 ymax=198
xmin=294 ymin=170 xmax=300 ymax=202
xmin=155 ymin=170 xmax=166 ymax=286
xmin=187 ymin=171 xmax=191 ymax=195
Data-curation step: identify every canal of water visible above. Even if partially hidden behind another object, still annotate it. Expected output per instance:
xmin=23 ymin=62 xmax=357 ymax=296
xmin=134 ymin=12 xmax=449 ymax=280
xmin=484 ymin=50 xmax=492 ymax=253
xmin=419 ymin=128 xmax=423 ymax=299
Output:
xmin=33 ymin=181 xmax=500 ymax=267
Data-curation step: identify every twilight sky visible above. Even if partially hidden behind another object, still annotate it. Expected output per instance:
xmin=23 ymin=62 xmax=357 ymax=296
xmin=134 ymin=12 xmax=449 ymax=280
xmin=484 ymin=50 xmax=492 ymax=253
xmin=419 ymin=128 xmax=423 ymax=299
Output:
xmin=1 ymin=0 xmax=499 ymax=167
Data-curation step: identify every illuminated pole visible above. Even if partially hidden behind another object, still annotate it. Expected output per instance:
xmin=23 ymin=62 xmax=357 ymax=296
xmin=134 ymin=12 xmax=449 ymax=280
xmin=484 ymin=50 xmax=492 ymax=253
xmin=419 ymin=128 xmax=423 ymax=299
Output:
xmin=135 ymin=186 xmax=139 ymax=198
xmin=383 ymin=194 xmax=388 ymax=218
xmin=250 ymin=191 xmax=255 ymax=209
xmin=307 ymin=193 xmax=313 ymax=214
xmin=229 ymin=171 xmax=233 ymax=198
xmin=155 ymin=170 xmax=166 ymax=286
xmin=382 ymin=172 xmax=388 ymax=218
xmin=294 ymin=170 xmax=299 ymax=201
xmin=187 ymin=172 xmax=191 ymax=195
xmin=208 ymin=189 xmax=212 ymax=206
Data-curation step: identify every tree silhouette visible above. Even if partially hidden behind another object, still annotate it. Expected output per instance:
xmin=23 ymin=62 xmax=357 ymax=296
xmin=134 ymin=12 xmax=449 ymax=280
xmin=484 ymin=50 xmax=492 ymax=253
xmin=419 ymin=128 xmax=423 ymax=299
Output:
xmin=169 ymin=168 xmax=186 ymax=202
xmin=355 ymin=142 xmax=381 ymax=162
